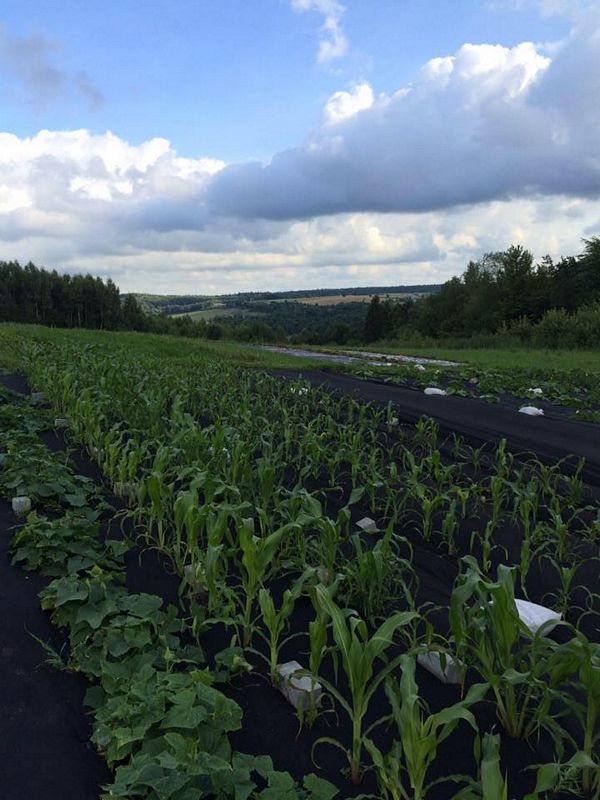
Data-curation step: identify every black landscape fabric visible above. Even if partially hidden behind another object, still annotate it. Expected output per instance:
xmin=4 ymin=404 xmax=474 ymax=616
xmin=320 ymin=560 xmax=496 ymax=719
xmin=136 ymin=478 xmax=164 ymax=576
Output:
xmin=273 ymin=368 xmax=600 ymax=489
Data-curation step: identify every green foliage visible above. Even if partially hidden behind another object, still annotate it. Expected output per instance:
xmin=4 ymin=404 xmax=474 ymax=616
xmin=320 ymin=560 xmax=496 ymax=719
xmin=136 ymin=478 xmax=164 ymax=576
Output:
xmin=0 ymin=432 xmax=99 ymax=507
xmin=339 ymin=526 xmax=416 ymax=620
xmin=313 ymin=586 xmax=418 ymax=784
xmin=11 ymin=511 xmax=128 ymax=577
xmin=4 ymin=320 xmax=600 ymax=799
xmin=255 ymin=569 xmax=313 ymax=685
xmin=364 ymin=655 xmax=487 ymax=800
xmin=450 ymin=558 xmax=575 ymax=746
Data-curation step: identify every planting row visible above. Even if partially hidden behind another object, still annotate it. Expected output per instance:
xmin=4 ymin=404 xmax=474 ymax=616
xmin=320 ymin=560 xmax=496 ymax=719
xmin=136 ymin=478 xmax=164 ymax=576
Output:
xmin=352 ymin=359 xmax=600 ymax=422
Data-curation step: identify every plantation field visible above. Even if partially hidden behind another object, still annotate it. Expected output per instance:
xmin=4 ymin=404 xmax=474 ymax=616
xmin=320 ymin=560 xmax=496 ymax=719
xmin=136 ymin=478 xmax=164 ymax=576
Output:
xmin=0 ymin=324 xmax=333 ymax=373
xmin=0 ymin=323 xmax=599 ymax=800
xmin=172 ymin=307 xmax=242 ymax=321
xmin=271 ymin=293 xmax=416 ymax=306
xmin=265 ymin=343 xmax=600 ymax=424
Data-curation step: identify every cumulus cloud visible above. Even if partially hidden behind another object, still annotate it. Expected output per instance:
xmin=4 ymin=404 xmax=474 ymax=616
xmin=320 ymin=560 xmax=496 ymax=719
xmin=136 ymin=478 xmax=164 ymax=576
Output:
xmin=292 ymin=0 xmax=348 ymax=63
xmin=206 ymin=27 xmax=600 ymax=220
xmin=0 ymin=27 xmax=104 ymax=108
xmin=0 ymin=125 xmax=595 ymax=293
xmin=323 ymin=82 xmax=374 ymax=125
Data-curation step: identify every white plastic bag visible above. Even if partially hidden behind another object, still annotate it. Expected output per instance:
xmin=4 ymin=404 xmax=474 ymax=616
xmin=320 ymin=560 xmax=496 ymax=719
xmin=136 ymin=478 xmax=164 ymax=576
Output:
xmin=277 ymin=661 xmax=322 ymax=710
xmin=515 ymin=599 xmax=561 ymax=636
xmin=519 ymin=406 xmax=544 ymax=416
xmin=417 ymin=651 xmax=461 ymax=684
xmin=12 ymin=496 xmax=32 ymax=515
xmin=356 ymin=516 xmax=379 ymax=533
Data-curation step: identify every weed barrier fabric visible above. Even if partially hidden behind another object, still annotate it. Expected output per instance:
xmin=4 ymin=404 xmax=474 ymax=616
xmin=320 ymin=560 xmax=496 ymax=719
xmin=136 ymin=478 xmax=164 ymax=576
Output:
xmin=273 ymin=369 xmax=600 ymax=489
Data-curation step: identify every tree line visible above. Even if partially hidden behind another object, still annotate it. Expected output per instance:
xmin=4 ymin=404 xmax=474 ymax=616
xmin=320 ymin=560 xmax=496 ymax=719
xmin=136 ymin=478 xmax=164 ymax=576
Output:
xmin=0 ymin=261 xmax=145 ymax=330
xmin=3 ymin=237 xmax=599 ymax=348
xmin=363 ymin=238 xmax=600 ymax=346
xmin=0 ymin=260 xmax=290 ymax=341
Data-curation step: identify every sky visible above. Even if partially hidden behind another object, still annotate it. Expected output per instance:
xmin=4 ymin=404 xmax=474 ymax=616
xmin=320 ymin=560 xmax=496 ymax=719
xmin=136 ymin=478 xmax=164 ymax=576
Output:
xmin=0 ymin=0 xmax=599 ymax=294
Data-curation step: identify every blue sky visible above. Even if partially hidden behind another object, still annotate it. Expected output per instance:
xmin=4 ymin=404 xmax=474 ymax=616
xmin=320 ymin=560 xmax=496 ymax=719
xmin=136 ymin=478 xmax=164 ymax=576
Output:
xmin=0 ymin=1 xmax=598 ymax=293
xmin=2 ymin=1 xmax=570 ymax=158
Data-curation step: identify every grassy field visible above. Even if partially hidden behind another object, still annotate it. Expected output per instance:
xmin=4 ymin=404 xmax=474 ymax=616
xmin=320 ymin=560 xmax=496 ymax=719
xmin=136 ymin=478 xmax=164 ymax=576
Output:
xmin=171 ymin=307 xmax=241 ymax=321
xmin=4 ymin=323 xmax=599 ymax=378
xmin=339 ymin=343 xmax=600 ymax=373
xmin=270 ymin=292 xmax=415 ymax=306
xmin=172 ymin=292 xmax=419 ymax=318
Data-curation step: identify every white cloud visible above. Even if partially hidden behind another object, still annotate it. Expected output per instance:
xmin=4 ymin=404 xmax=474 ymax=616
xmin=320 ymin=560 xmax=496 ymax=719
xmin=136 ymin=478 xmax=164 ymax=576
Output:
xmin=323 ymin=82 xmax=374 ymax=125
xmin=292 ymin=0 xmax=348 ymax=63
xmin=0 ymin=127 xmax=596 ymax=294
xmin=209 ymin=35 xmax=587 ymax=219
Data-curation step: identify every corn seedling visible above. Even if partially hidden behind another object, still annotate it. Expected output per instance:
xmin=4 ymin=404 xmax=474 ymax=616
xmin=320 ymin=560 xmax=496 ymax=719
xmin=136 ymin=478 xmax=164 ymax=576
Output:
xmin=237 ymin=516 xmax=297 ymax=647
xmin=254 ymin=570 xmax=313 ymax=686
xmin=312 ymin=585 xmax=419 ymax=784
xmin=450 ymin=558 xmax=573 ymax=747
xmin=363 ymin=654 xmax=487 ymax=800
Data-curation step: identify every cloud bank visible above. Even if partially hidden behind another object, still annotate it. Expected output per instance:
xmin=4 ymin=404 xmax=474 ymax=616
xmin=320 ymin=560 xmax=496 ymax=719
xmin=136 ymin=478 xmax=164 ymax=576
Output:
xmin=207 ymin=20 xmax=600 ymax=220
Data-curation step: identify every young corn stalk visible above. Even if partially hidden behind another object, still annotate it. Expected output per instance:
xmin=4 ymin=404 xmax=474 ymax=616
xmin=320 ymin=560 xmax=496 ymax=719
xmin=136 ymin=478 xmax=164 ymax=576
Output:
xmin=341 ymin=525 xmax=415 ymax=621
xmin=308 ymin=506 xmax=350 ymax=586
xmin=415 ymin=486 xmax=447 ymax=543
xmin=560 ymin=635 xmax=600 ymax=798
xmin=237 ymin=517 xmax=297 ymax=647
xmin=253 ymin=569 xmax=312 ymax=686
xmin=440 ymin=500 xmax=459 ymax=554
xmin=364 ymin=654 xmax=488 ymax=800
xmin=312 ymin=585 xmax=418 ymax=785
xmin=457 ymin=734 xmax=509 ymax=800
xmin=450 ymin=557 xmax=572 ymax=747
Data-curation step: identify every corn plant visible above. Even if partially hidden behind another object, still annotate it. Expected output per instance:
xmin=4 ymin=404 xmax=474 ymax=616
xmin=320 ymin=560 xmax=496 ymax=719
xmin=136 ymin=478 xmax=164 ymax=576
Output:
xmin=440 ymin=499 xmax=460 ymax=554
xmin=551 ymin=635 xmax=600 ymax=798
xmin=307 ymin=506 xmax=350 ymax=585
xmin=413 ymin=417 xmax=439 ymax=451
xmin=312 ymin=585 xmax=418 ymax=784
xmin=183 ymin=544 xmax=237 ymax=620
xmin=470 ymin=519 xmax=507 ymax=575
xmin=413 ymin=485 xmax=447 ymax=542
xmin=457 ymin=734 xmax=509 ymax=800
xmin=340 ymin=525 xmax=416 ymax=620
xmin=237 ymin=517 xmax=297 ymax=646
xmin=450 ymin=557 xmax=573 ymax=746
xmin=254 ymin=569 xmax=313 ymax=686
xmin=363 ymin=654 xmax=487 ymax=800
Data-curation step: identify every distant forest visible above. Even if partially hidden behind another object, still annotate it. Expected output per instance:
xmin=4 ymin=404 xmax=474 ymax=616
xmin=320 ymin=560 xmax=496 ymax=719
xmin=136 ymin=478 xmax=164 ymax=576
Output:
xmin=0 ymin=261 xmax=126 ymax=329
xmin=362 ymin=238 xmax=600 ymax=347
xmin=1 ymin=236 xmax=599 ymax=347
